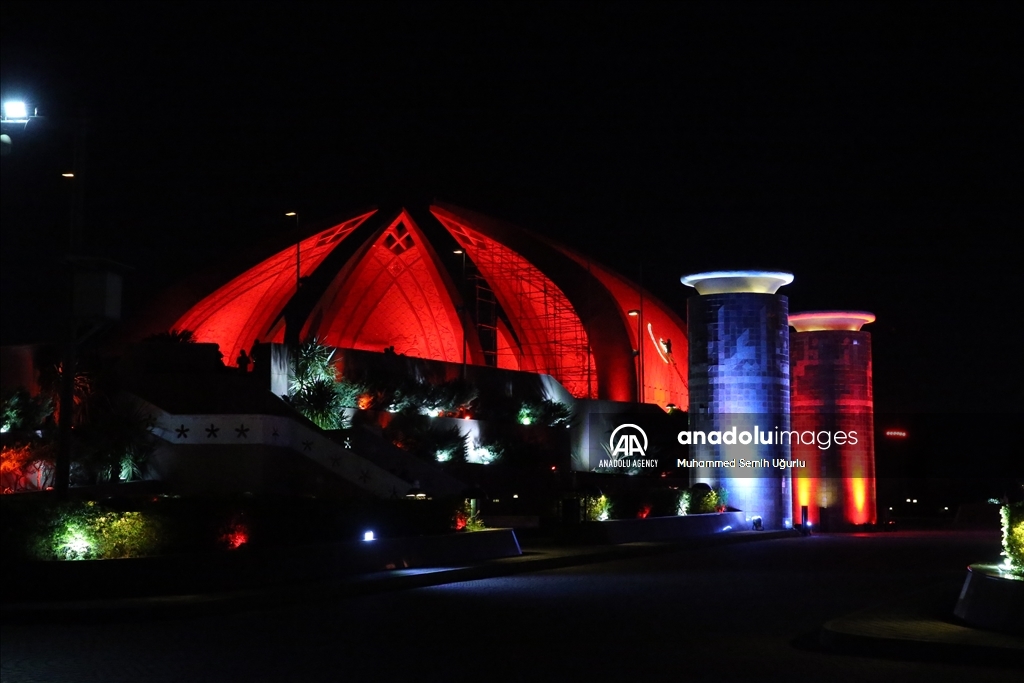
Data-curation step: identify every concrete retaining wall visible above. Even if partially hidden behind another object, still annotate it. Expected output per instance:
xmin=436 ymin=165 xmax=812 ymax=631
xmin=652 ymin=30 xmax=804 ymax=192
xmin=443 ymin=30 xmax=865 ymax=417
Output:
xmin=578 ymin=511 xmax=750 ymax=544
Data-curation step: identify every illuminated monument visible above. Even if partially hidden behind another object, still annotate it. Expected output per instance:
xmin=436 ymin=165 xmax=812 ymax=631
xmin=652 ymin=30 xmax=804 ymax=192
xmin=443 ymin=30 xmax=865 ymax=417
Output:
xmin=681 ymin=271 xmax=794 ymax=530
xmin=129 ymin=204 xmax=689 ymax=408
xmin=789 ymin=311 xmax=877 ymax=529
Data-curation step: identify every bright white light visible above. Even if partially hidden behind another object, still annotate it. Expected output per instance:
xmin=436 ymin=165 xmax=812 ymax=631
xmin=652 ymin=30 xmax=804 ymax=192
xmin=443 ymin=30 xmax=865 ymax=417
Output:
xmin=912 ymin=499 xmax=918 ymax=503
xmin=520 ymin=416 xmax=532 ymax=425
xmin=3 ymin=101 xmax=28 ymax=119
xmin=680 ymin=270 xmax=794 ymax=295
xmin=906 ymin=498 xmax=912 ymax=503
xmin=0 ymin=423 xmax=9 ymax=433
xmin=363 ymin=531 xmax=375 ymax=542
xmin=944 ymin=506 xmax=949 ymax=511
xmin=512 ymin=494 xmax=519 ymax=499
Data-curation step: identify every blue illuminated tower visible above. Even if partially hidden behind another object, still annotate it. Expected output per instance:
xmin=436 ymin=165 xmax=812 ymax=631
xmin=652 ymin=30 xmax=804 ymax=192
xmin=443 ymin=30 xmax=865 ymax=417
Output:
xmin=681 ymin=271 xmax=794 ymax=529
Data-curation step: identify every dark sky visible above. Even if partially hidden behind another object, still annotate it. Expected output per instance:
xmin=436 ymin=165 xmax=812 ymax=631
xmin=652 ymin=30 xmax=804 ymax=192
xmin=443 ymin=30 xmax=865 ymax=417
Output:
xmin=1 ymin=1 xmax=1020 ymax=413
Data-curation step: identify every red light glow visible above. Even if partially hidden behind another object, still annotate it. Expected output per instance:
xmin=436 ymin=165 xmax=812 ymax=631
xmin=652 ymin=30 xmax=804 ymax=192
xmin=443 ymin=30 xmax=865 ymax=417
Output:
xmin=303 ymin=210 xmax=469 ymax=364
xmin=220 ymin=522 xmax=250 ymax=550
xmin=791 ymin=323 xmax=876 ymax=528
xmin=175 ymin=211 xmax=376 ymax=365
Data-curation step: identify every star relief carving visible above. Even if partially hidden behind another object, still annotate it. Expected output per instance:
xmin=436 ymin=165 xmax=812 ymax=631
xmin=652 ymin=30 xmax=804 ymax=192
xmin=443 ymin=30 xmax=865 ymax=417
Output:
xmin=175 ymin=424 xmax=189 ymax=438
xmin=206 ymin=424 xmax=220 ymax=438
xmin=236 ymin=423 xmax=249 ymax=438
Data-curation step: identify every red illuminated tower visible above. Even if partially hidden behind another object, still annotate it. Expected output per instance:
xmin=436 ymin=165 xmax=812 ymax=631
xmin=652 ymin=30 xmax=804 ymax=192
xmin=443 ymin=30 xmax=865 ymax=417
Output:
xmin=789 ymin=311 xmax=876 ymax=530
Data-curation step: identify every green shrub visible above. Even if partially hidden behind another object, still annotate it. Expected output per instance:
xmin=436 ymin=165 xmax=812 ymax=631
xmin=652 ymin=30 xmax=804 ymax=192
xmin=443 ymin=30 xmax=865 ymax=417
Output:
xmin=291 ymin=338 xmax=337 ymax=392
xmin=583 ymin=494 xmax=611 ymax=521
xmin=453 ymin=499 xmax=486 ymax=531
xmin=291 ymin=378 xmax=350 ymax=430
xmin=1001 ymin=503 xmax=1024 ymax=575
xmin=682 ymin=485 xmax=728 ymax=514
xmin=517 ymin=399 xmax=573 ymax=427
xmin=40 ymin=501 xmax=164 ymax=561
xmin=677 ymin=490 xmax=691 ymax=515
xmin=2 ymin=387 xmax=53 ymax=432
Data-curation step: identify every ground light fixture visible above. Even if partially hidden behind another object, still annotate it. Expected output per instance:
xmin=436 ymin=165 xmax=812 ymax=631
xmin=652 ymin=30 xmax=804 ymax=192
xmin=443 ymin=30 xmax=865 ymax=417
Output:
xmin=363 ymin=531 xmax=375 ymax=542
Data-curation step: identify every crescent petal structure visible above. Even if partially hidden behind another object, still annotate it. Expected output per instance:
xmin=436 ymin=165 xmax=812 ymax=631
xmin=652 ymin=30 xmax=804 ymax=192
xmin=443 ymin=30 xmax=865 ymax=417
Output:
xmin=132 ymin=204 xmax=689 ymax=409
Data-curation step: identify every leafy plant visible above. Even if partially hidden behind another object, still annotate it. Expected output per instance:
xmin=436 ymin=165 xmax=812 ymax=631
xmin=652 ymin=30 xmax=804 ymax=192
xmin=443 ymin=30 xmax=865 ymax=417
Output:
xmin=676 ymin=489 xmax=691 ymax=516
xmin=37 ymin=362 xmax=94 ymax=427
xmin=517 ymin=399 xmax=573 ymax=427
xmin=42 ymin=501 xmax=164 ymax=560
xmin=77 ymin=395 xmax=157 ymax=483
xmin=1001 ymin=503 xmax=1024 ymax=575
xmin=466 ymin=437 xmax=503 ymax=465
xmin=1 ymin=442 xmax=55 ymax=493
xmin=336 ymin=378 xmax=367 ymax=409
xmin=291 ymin=378 xmax=350 ymax=430
xmin=426 ymin=424 xmax=467 ymax=463
xmin=1 ymin=388 xmax=54 ymax=432
xmin=291 ymin=337 xmax=337 ymax=393
xmin=453 ymin=499 xmax=486 ymax=531
xmin=584 ymin=494 xmax=612 ymax=521
xmin=143 ymin=329 xmax=197 ymax=344
xmin=683 ymin=485 xmax=728 ymax=514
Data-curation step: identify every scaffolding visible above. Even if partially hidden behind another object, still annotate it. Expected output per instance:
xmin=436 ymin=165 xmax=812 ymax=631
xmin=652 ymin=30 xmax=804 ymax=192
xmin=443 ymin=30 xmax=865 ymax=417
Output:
xmin=472 ymin=271 xmax=498 ymax=367
xmin=448 ymin=223 xmax=596 ymax=398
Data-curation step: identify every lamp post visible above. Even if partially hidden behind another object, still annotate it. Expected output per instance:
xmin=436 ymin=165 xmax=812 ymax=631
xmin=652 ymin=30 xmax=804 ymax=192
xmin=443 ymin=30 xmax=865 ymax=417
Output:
xmin=454 ymin=249 xmax=467 ymax=377
xmin=6 ymin=100 xmax=90 ymax=499
xmin=285 ymin=212 xmax=300 ymax=291
xmin=628 ymin=309 xmax=642 ymax=403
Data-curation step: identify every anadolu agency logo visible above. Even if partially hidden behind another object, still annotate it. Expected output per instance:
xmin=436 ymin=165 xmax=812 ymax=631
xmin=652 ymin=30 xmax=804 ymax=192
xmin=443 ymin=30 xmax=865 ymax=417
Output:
xmin=598 ymin=424 xmax=659 ymax=468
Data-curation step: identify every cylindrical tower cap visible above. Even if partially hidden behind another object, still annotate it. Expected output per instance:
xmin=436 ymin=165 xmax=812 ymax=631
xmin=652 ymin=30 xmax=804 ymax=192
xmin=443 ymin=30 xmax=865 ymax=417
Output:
xmin=789 ymin=311 xmax=875 ymax=332
xmin=680 ymin=270 xmax=794 ymax=295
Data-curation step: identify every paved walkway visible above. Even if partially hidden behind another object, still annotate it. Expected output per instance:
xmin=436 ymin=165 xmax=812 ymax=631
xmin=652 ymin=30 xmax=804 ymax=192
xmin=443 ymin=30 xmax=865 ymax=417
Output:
xmin=4 ymin=530 xmax=1021 ymax=668
xmin=821 ymin=579 xmax=1022 ymax=665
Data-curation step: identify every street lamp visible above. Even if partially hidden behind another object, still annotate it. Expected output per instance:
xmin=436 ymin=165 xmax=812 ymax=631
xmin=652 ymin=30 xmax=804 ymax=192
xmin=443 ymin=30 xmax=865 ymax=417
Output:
xmin=286 ymin=212 xmax=300 ymax=291
xmin=1 ymin=100 xmax=35 ymax=156
xmin=628 ymin=309 xmax=642 ymax=403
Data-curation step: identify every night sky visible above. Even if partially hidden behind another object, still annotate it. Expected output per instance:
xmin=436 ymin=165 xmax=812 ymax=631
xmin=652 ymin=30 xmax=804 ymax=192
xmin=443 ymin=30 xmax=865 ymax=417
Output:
xmin=2 ymin=1 xmax=1020 ymax=415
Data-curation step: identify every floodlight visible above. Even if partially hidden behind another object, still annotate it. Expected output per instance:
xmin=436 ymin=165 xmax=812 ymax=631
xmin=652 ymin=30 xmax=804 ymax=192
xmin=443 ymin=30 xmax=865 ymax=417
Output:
xmin=3 ymin=101 xmax=28 ymax=119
